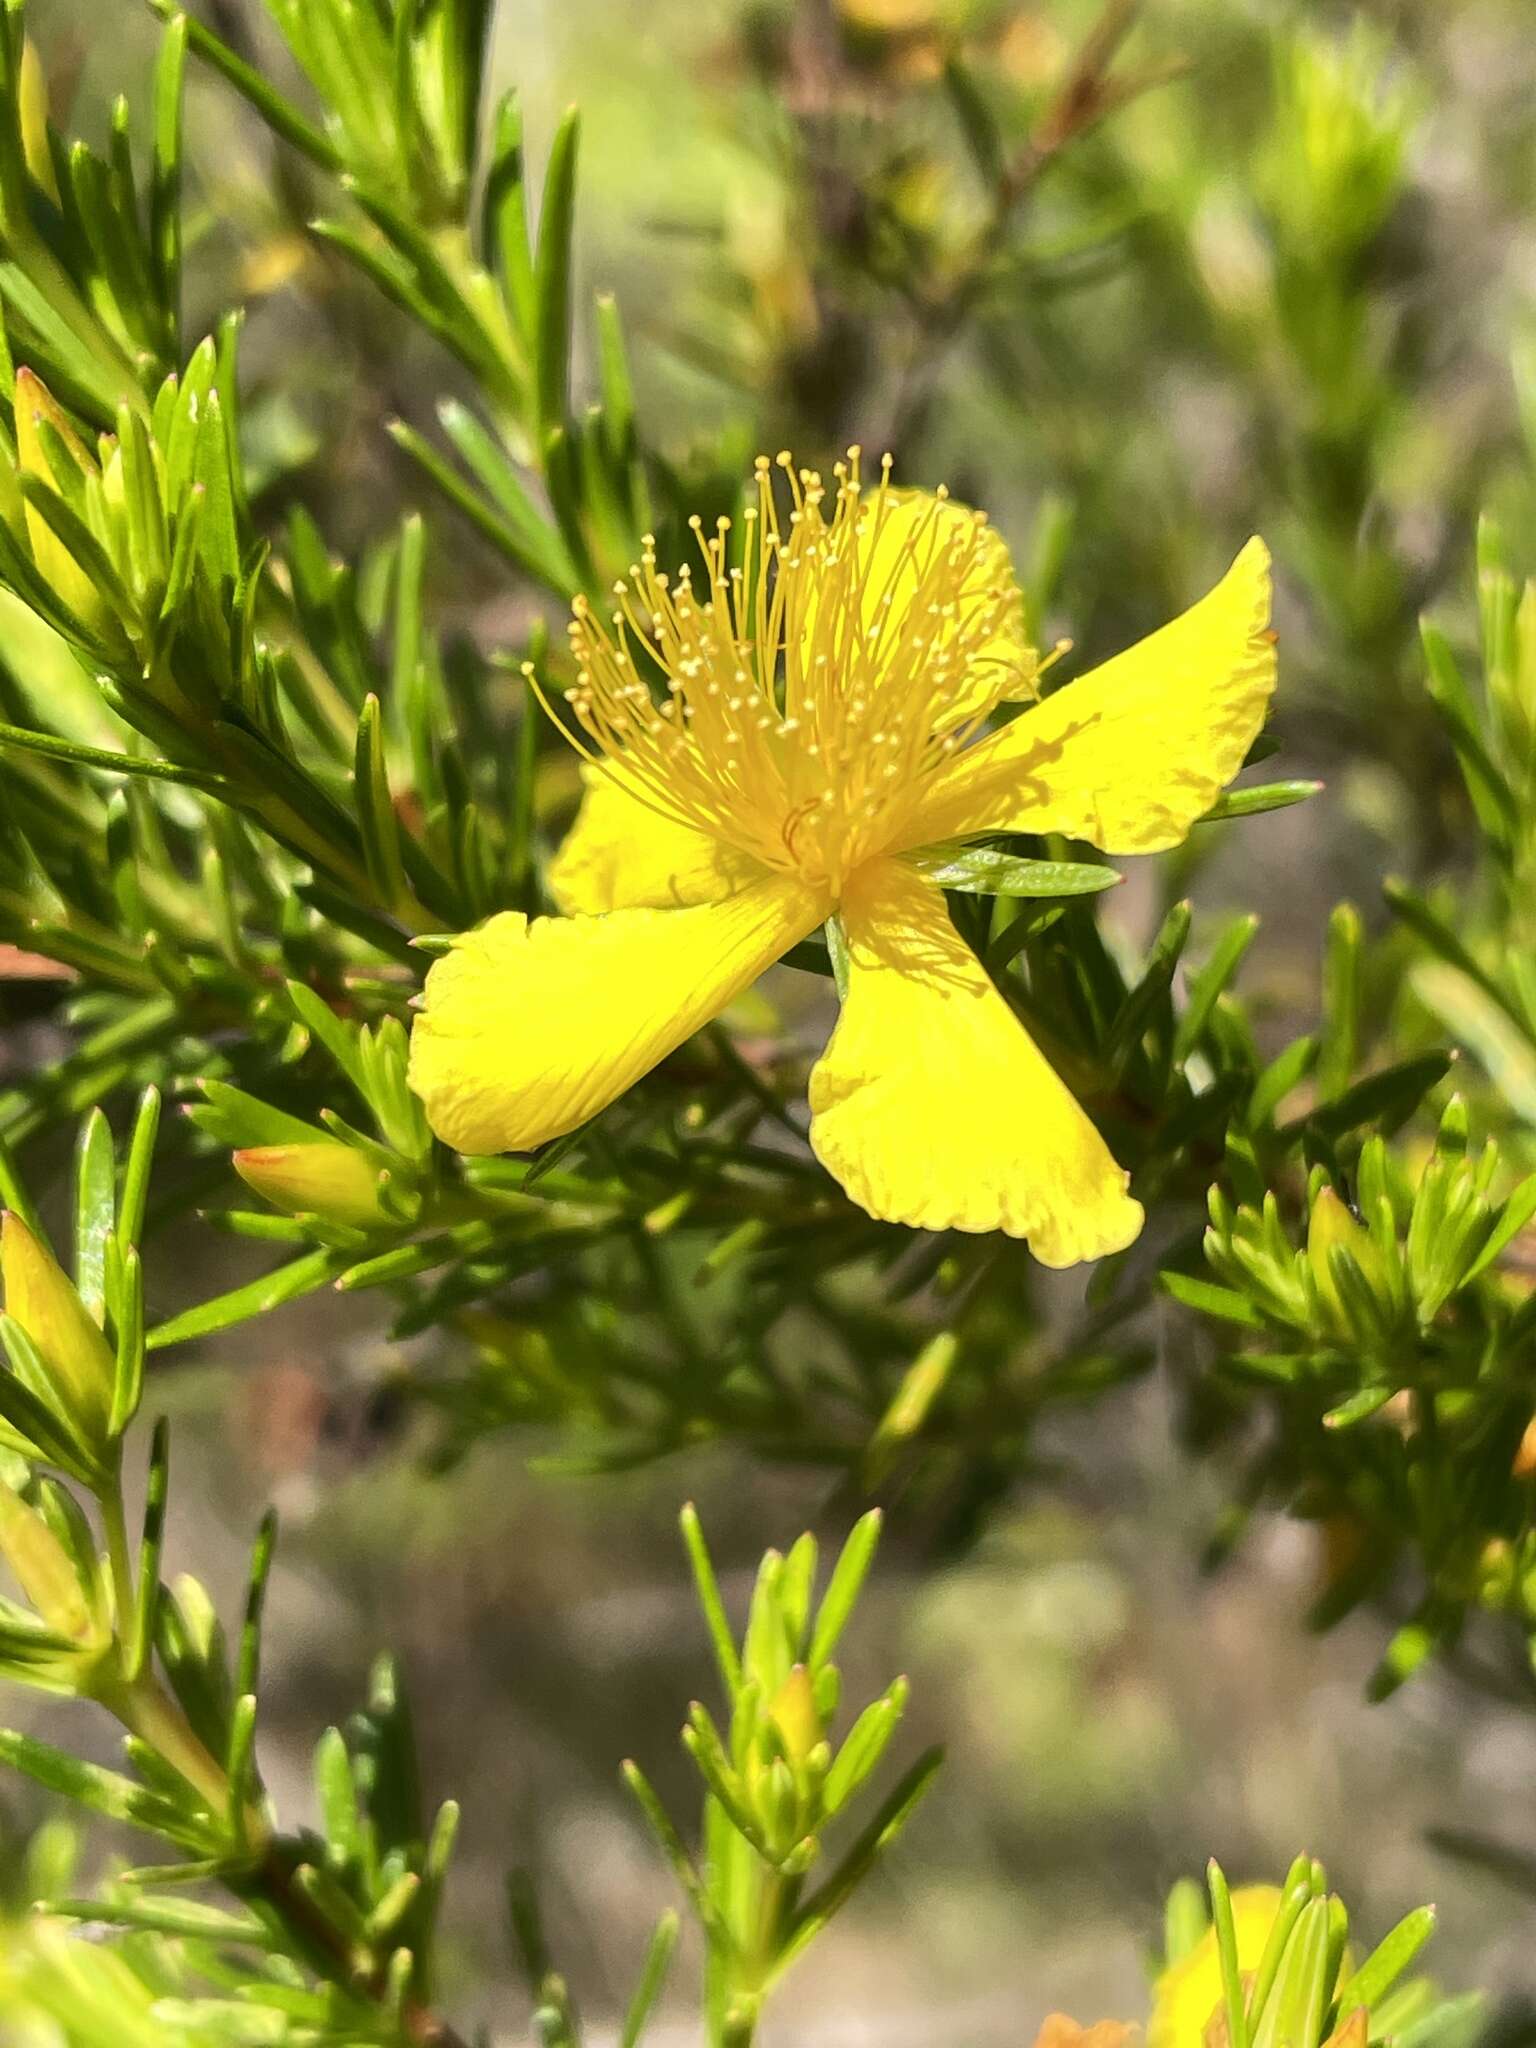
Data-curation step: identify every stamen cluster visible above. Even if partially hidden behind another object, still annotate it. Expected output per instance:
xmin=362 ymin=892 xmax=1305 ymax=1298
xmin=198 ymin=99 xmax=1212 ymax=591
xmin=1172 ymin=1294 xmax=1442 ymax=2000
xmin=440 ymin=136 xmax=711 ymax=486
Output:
xmin=549 ymin=450 xmax=1034 ymax=891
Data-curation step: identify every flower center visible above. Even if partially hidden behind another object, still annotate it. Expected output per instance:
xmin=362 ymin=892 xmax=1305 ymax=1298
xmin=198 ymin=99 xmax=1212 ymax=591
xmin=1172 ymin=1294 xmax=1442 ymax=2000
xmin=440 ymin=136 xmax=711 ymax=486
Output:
xmin=550 ymin=450 xmax=1037 ymax=894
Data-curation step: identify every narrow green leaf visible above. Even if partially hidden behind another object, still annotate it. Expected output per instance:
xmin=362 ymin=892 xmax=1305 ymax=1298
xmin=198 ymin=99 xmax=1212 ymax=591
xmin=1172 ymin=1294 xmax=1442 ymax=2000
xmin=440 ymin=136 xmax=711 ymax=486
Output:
xmin=1206 ymin=1861 xmax=1250 ymax=2048
xmin=354 ymin=693 xmax=407 ymax=912
xmin=146 ymin=1247 xmax=354 ymax=1349
xmin=151 ymin=10 xmax=187 ymax=346
xmin=109 ymin=1244 xmax=145 ymax=1437
xmin=1175 ymin=914 xmax=1259 ymax=1061
xmin=1323 ymin=1385 xmax=1395 ymax=1430
xmin=1298 ymin=1052 xmax=1454 ymax=1143
xmin=1164 ymin=1878 xmax=1209 ymax=1967
xmin=595 ymin=291 xmax=637 ymax=461
xmin=1463 ymin=1173 xmax=1536 ymax=1284
xmin=0 ymin=1347 xmax=100 ymax=1482
xmin=436 ymin=400 xmax=580 ymax=591
xmin=485 ymin=90 xmax=537 ymax=341
xmin=1366 ymin=1609 xmax=1445 ymax=1702
xmin=913 ymin=847 xmax=1121 ymax=896
xmin=1420 ymin=621 xmax=1517 ymax=849
xmin=117 ymin=1086 xmax=162 ymax=1254
xmin=52 ymin=1893 xmax=275 ymax=1944
xmin=781 ymin=1748 xmax=943 ymax=1969
xmin=1317 ymin=903 xmax=1361 ymax=1102
xmin=534 ymin=107 xmax=580 ymax=437
xmin=1247 ymin=1034 xmax=1319 ymax=1131
xmin=1243 ymin=1877 xmax=1310 ymax=2035
xmin=235 ymin=1510 xmax=278 ymax=1704
xmin=864 ymin=1334 xmax=956 ymax=1486
xmin=1199 ymin=779 xmax=1323 ymax=823
xmin=679 ymin=1502 xmax=741 ymax=1696
xmin=124 ymin=1417 xmax=170 ymax=1682
xmin=1412 ymin=963 xmax=1536 ymax=1127
xmin=1335 ymin=1906 xmax=1436 ymax=2015
xmin=0 ymin=1727 xmax=187 ymax=1834
xmin=1160 ymin=1270 xmax=1265 ymax=1327
xmin=391 ymin=510 xmax=425 ymax=701
xmin=809 ymin=1509 xmax=882 ymax=1669
xmin=620 ymin=1762 xmax=720 ymax=1939
xmin=191 ymin=1079 xmax=327 ymax=1149
xmin=145 ymin=2 xmax=341 ymax=169
xmin=620 ymin=1910 xmax=680 ymax=2048
xmin=315 ymin=1722 xmax=361 ymax=1862
xmin=388 ymin=416 xmax=577 ymax=597
xmin=73 ymin=1108 xmax=115 ymax=1324
xmin=941 ymin=56 xmax=1004 ymax=186
xmin=1386 ymin=879 xmax=1516 ymax=1023
xmin=0 ymin=720 xmax=228 ymax=792
xmin=1109 ymin=900 xmax=1192 ymax=1060
xmin=823 ymin=1680 xmax=908 ymax=1815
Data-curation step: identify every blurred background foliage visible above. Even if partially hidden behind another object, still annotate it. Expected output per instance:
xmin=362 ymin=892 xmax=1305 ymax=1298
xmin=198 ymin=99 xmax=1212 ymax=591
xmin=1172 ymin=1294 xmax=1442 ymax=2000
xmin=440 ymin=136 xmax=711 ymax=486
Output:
xmin=2 ymin=0 xmax=1536 ymax=2039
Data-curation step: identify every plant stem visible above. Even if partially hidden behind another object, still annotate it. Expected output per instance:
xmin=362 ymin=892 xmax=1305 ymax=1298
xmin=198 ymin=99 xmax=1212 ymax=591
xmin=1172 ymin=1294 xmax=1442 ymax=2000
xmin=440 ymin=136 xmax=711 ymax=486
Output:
xmin=112 ymin=1678 xmax=470 ymax=2043
xmin=249 ymin=1839 xmax=471 ymax=2048
xmin=100 ymin=1477 xmax=136 ymax=1646
xmin=112 ymin=1674 xmax=236 ymax=1819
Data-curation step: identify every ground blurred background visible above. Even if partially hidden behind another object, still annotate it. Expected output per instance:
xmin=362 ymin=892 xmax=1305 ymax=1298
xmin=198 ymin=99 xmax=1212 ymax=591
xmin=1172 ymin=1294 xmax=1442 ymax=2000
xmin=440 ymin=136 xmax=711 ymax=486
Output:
xmin=5 ymin=0 xmax=1536 ymax=2039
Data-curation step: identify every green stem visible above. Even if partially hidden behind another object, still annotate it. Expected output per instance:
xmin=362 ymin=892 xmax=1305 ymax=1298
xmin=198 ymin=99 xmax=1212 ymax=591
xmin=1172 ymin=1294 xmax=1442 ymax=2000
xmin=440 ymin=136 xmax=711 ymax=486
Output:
xmin=434 ymin=227 xmax=529 ymax=434
xmin=100 ymin=1476 xmax=136 ymax=1645
xmin=111 ymin=1674 xmax=237 ymax=1820
xmin=246 ymin=1837 xmax=470 ymax=2048
xmin=107 ymin=1677 xmax=470 ymax=2043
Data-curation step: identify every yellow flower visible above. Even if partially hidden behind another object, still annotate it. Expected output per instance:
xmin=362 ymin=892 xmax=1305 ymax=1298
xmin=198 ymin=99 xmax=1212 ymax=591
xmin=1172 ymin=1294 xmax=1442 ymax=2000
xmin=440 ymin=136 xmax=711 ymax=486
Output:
xmin=408 ymin=454 xmax=1276 ymax=1265
xmin=1150 ymin=1886 xmax=1283 ymax=2048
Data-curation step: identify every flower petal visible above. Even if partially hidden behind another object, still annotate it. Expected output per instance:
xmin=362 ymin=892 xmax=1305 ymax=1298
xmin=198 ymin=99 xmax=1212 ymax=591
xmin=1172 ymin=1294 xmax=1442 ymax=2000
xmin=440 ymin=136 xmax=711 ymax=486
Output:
xmin=906 ymin=538 xmax=1275 ymax=853
xmin=409 ymin=877 xmax=827 ymax=1153
xmin=549 ymin=768 xmax=767 ymax=914
xmin=808 ymin=861 xmax=1142 ymax=1263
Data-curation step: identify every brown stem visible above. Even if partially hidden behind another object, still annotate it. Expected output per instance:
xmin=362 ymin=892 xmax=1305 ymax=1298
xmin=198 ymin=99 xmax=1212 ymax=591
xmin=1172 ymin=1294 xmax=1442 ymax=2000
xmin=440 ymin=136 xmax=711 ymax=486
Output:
xmin=879 ymin=0 xmax=1188 ymax=451
xmin=245 ymin=1839 xmax=471 ymax=2048
xmin=111 ymin=1679 xmax=467 ymax=2046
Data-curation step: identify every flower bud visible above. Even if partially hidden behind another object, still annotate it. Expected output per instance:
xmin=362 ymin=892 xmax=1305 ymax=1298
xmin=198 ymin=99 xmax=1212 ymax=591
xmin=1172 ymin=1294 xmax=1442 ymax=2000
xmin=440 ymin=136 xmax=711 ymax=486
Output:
xmin=0 ymin=1475 xmax=94 ymax=1643
xmin=14 ymin=368 xmax=109 ymax=633
xmin=233 ymin=1141 xmax=390 ymax=1230
xmin=1 ymin=1213 xmax=115 ymax=1445
xmin=760 ymin=1755 xmax=799 ymax=1849
xmin=768 ymin=1663 xmax=821 ymax=1766
xmin=17 ymin=41 xmax=60 ymax=206
xmin=1306 ymin=1187 xmax=1380 ymax=1337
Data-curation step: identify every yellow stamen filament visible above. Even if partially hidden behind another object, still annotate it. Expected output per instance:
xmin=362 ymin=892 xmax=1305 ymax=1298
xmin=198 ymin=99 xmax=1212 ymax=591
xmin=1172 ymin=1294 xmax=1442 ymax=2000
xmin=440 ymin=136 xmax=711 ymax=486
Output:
xmin=554 ymin=449 xmax=1031 ymax=894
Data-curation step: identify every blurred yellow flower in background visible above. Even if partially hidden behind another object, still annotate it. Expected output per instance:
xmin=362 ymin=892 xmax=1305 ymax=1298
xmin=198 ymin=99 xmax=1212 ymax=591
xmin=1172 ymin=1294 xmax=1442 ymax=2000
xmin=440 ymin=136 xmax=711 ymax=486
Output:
xmin=410 ymin=454 xmax=1274 ymax=1265
xmin=1150 ymin=1886 xmax=1283 ymax=2048
xmin=1032 ymin=2015 xmax=1135 ymax=2048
